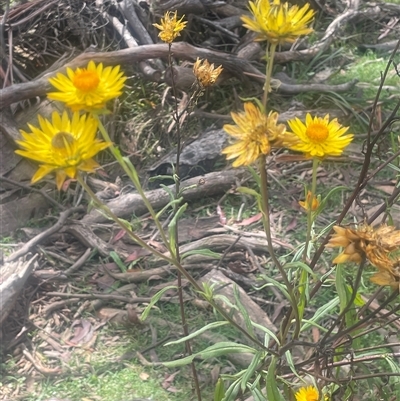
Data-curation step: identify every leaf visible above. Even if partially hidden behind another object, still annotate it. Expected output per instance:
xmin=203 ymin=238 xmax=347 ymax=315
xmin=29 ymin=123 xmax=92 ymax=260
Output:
xmin=237 ymin=213 xmax=263 ymax=226
xmin=181 ymin=249 xmax=221 ymax=260
xmin=165 ymin=321 xmax=230 ymax=345
xmin=233 ymin=285 xmax=255 ymax=337
xmin=285 ymin=350 xmax=302 ymax=380
xmin=251 ymin=322 xmax=280 ymax=345
xmin=162 ymin=342 xmax=256 ymax=368
xmin=301 ymin=297 xmax=339 ymax=332
xmin=109 ymin=251 xmax=127 ymax=273
xmin=237 ymin=186 xmax=261 ymax=199
xmin=140 ymin=286 xmax=178 ymax=322
xmin=222 ymin=379 xmax=241 ymax=401
xmin=265 ymin=357 xmax=285 ymax=401
xmin=214 ymin=378 xmax=226 ymax=401
xmin=156 ymin=198 xmax=182 ymax=219
xmin=168 ymin=202 xmax=188 ymax=255
xmin=240 ymin=351 xmax=263 ymax=392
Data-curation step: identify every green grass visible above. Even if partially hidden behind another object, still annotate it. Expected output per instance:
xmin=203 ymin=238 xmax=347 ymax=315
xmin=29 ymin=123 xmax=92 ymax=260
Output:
xmin=1 ymin=303 xmax=235 ymax=401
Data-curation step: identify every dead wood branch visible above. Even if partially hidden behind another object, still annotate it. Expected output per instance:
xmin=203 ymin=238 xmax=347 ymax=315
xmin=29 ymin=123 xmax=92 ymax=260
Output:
xmin=199 ymin=270 xmax=277 ymax=342
xmin=83 ymin=168 xmax=246 ymax=224
xmin=274 ymin=3 xmax=378 ymax=63
xmin=0 ymin=254 xmax=38 ymax=324
xmin=5 ymin=207 xmax=85 ymax=263
xmin=0 ymin=40 xmax=359 ymax=110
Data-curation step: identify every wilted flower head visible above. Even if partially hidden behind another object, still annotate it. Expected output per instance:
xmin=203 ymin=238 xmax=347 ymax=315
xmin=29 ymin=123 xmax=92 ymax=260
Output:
xmin=153 ymin=11 xmax=187 ymax=44
xmin=370 ymin=268 xmax=399 ymax=290
xmin=287 ymin=113 xmax=353 ymax=158
xmin=221 ymin=102 xmax=290 ymax=167
xmin=327 ymin=224 xmax=400 ymax=289
xmin=241 ymin=0 xmax=315 ymax=45
xmin=295 ymin=385 xmax=319 ymax=401
xmin=48 ymin=61 xmax=126 ymax=112
xmin=326 ymin=224 xmax=374 ymax=264
xmin=15 ymin=111 xmax=110 ymax=190
xmin=193 ymin=58 xmax=223 ymax=87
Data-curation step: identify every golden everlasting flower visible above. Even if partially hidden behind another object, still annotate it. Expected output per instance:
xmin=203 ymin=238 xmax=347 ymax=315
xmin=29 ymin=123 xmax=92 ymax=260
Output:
xmin=153 ymin=11 xmax=187 ymax=44
xmin=241 ymin=0 xmax=315 ymax=45
xmin=299 ymin=191 xmax=319 ymax=211
xmin=287 ymin=113 xmax=353 ymax=158
xmin=327 ymin=224 xmax=400 ymax=289
xmin=370 ymin=269 xmax=399 ymax=290
xmin=193 ymin=58 xmax=223 ymax=87
xmin=48 ymin=61 xmax=126 ymax=112
xmin=326 ymin=225 xmax=374 ymax=264
xmin=15 ymin=111 xmax=110 ymax=190
xmin=295 ymin=386 xmax=319 ymax=401
xmin=221 ymin=102 xmax=288 ymax=167
xmin=373 ymin=225 xmax=400 ymax=251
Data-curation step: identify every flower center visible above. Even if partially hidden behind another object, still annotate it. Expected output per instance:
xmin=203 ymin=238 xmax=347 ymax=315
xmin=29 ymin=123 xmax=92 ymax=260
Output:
xmin=51 ymin=132 xmax=77 ymax=160
xmin=306 ymin=122 xmax=329 ymax=143
xmin=73 ymin=70 xmax=100 ymax=92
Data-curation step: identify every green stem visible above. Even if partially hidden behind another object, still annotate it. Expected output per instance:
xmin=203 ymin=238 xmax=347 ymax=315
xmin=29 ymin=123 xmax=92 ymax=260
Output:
xmin=167 ymin=44 xmax=201 ymax=401
xmin=302 ymin=157 xmax=319 ymax=261
xmin=293 ymin=158 xmax=320 ymax=339
xmin=258 ymin=156 xmax=299 ymax=344
xmin=262 ymin=43 xmax=277 ymax=111
xmin=94 ymin=115 xmax=171 ymax=252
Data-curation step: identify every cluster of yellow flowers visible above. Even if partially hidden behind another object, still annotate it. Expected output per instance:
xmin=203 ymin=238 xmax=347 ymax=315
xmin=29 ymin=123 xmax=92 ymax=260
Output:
xmin=327 ymin=224 xmax=400 ymax=289
xmin=16 ymin=61 xmax=127 ymax=189
xmin=16 ymin=11 xmax=224 ymax=190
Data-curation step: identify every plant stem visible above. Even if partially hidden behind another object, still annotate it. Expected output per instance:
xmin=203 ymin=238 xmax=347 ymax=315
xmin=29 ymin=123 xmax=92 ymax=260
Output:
xmin=262 ymin=43 xmax=277 ymax=111
xmin=167 ymin=44 xmax=202 ymax=401
xmin=258 ymin=156 xmax=299 ymax=344
xmin=94 ymin=115 xmax=171 ymax=252
xmin=302 ymin=157 xmax=319 ymax=261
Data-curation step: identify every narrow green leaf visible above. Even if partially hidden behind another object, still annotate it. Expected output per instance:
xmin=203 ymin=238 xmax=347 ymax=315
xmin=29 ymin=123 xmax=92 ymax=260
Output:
xmin=181 ymin=249 xmax=221 ymax=260
xmin=140 ymin=286 xmax=178 ymax=322
xmin=168 ymin=202 xmax=188 ymax=255
xmin=257 ymin=276 xmax=291 ymax=303
xmin=237 ymin=186 xmax=261 ymax=199
xmin=301 ymin=297 xmax=339 ymax=332
xmin=165 ymin=321 xmax=229 ymax=345
xmin=285 ymin=350 xmax=302 ymax=380
xmin=233 ymin=285 xmax=255 ymax=338
xmin=240 ymin=351 xmax=263 ymax=392
xmin=156 ymin=199 xmax=182 ymax=219
xmin=250 ymin=387 xmax=267 ymax=401
xmin=266 ymin=357 xmax=284 ymax=401
xmin=214 ymin=378 xmax=226 ymax=401
xmin=222 ymin=379 xmax=241 ymax=401
xmin=285 ymin=261 xmax=317 ymax=278
xmin=109 ymin=251 xmax=127 ymax=273
xmin=251 ymin=322 xmax=280 ymax=345
xmin=162 ymin=342 xmax=256 ymax=368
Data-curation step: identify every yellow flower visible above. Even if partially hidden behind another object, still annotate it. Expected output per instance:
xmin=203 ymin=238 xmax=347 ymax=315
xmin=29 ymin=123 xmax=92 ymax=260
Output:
xmin=287 ymin=113 xmax=353 ymax=158
xmin=221 ymin=102 xmax=288 ymax=167
xmin=15 ymin=111 xmax=110 ymax=190
xmin=48 ymin=61 xmax=126 ymax=112
xmin=295 ymin=385 xmax=319 ymax=401
xmin=193 ymin=58 xmax=223 ymax=87
xmin=241 ymin=0 xmax=315 ymax=45
xmin=153 ymin=11 xmax=187 ymax=44
xmin=299 ymin=191 xmax=319 ymax=211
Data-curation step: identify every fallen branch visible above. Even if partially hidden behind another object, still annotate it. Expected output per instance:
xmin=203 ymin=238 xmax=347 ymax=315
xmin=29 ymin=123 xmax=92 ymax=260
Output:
xmin=5 ymin=207 xmax=84 ymax=262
